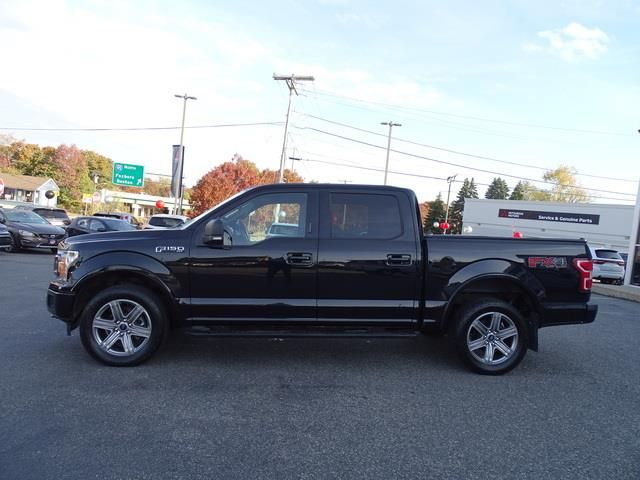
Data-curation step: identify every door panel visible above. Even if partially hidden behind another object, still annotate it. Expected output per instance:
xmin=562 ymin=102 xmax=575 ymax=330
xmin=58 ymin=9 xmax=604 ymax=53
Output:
xmin=188 ymin=190 xmax=318 ymax=321
xmin=317 ymin=190 xmax=420 ymax=325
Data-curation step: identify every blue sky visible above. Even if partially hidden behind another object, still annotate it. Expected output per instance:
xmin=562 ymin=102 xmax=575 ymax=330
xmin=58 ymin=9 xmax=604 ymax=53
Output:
xmin=1 ymin=0 xmax=639 ymax=203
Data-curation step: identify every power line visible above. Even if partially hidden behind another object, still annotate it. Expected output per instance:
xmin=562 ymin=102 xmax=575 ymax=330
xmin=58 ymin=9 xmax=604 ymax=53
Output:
xmin=297 ymin=112 xmax=638 ymax=183
xmin=294 ymin=156 xmax=635 ymax=203
xmin=0 ymin=122 xmax=283 ymax=132
xmin=291 ymin=124 xmax=636 ymax=198
xmin=298 ymin=87 xmax=635 ymax=137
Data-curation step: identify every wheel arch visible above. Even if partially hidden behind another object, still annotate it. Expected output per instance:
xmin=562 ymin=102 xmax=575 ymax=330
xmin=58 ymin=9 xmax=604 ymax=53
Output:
xmin=443 ymin=274 xmax=542 ymax=351
xmin=70 ymin=268 xmax=183 ymax=331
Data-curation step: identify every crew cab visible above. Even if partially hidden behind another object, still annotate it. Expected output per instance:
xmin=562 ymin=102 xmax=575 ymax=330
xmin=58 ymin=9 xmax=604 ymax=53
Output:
xmin=47 ymin=184 xmax=597 ymax=374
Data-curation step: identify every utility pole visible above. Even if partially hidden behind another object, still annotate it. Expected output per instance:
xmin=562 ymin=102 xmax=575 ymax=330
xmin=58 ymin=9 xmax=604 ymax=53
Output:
xmin=174 ymin=93 xmax=197 ymax=214
xmin=444 ymin=174 xmax=457 ymax=234
xmin=381 ymin=121 xmax=401 ymax=185
xmin=273 ymin=74 xmax=314 ymax=183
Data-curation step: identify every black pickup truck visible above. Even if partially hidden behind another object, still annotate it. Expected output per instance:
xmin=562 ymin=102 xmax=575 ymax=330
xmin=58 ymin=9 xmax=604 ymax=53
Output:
xmin=47 ymin=183 xmax=597 ymax=374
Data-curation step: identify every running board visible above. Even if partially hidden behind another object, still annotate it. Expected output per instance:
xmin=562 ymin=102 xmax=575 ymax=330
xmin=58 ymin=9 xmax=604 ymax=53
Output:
xmin=186 ymin=326 xmax=419 ymax=338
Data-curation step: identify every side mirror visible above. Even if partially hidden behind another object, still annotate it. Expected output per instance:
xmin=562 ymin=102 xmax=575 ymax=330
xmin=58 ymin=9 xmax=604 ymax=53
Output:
xmin=97 ymin=227 xmax=107 ymax=232
xmin=63 ymin=219 xmax=71 ymax=226
xmin=0 ymin=216 xmax=5 ymax=224
xmin=203 ymin=219 xmax=232 ymax=248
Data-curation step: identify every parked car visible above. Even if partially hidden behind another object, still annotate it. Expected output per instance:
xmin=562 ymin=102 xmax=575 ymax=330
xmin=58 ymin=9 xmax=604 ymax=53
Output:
xmin=589 ymin=246 xmax=625 ymax=285
xmin=66 ymin=216 xmax=138 ymax=237
xmin=14 ymin=205 xmax=70 ymax=227
xmin=0 ymin=223 xmax=11 ymax=251
xmin=144 ymin=214 xmax=189 ymax=230
xmin=93 ymin=212 xmax=142 ymax=229
xmin=0 ymin=207 xmax=66 ymax=252
xmin=47 ymin=183 xmax=597 ymax=374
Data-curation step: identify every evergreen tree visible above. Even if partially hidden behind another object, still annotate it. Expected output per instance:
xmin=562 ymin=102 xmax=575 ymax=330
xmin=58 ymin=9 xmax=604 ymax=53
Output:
xmin=510 ymin=181 xmax=527 ymax=200
xmin=485 ymin=177 xmax=510 ymax=199
xmin=424 ymin=193 xmax=447 ymax=234
xmin=448 ymin=178 xmax=479 ymax=234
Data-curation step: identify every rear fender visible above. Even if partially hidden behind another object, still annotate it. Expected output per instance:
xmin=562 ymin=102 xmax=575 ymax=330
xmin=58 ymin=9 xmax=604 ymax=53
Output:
xmin=442 ymin=260 xmax=545 ymax=351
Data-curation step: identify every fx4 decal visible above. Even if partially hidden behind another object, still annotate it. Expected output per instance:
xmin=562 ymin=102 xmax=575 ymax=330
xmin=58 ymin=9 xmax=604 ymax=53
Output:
xmin=527 ymin=256 xmax=568 ymax=269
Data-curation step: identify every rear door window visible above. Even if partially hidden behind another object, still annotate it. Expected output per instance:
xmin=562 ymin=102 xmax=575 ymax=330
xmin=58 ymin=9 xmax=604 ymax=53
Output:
xmin=329 ymin=193 xmax=402 ymax=239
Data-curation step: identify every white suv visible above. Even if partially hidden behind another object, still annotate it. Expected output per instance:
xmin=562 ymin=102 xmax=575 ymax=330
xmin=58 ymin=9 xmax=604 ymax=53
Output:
xmin=589 ymin=247 xmax=625 ymax=285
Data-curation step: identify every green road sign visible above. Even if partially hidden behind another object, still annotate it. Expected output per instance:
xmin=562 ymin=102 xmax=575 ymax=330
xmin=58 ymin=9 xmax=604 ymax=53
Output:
xmin=112 ymin=162 xmax=144 ymax=187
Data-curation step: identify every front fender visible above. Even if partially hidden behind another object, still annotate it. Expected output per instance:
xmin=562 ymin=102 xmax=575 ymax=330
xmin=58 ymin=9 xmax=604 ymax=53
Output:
xmin=68 ymin=251 xmax=181 ymax=299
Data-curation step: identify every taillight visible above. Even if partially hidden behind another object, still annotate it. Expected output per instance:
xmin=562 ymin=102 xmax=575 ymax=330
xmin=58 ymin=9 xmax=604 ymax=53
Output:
xmin=617 ymin=261 xmax=625 ymax=267
xmin=592 ymin=260 xmax=605 ymax=265
xmin=573 ymin=258 xmax=593 ymax=292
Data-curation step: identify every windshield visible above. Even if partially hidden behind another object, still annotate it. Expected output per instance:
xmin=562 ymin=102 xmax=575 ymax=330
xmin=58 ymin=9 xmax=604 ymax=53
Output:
xmin=149 ymin=217 xmax=184 ymax=228
xmin=181 ymin=189 xmax=249 ymax=228
xmin=35 ymin=209 xmax=68 ymax=220
xmin=4 ymin=209 xmax=49 ymax=224
xmin=102 ymin=218 xmax=137 ymax=231
xmin=595 ymin=249 xmax=622 ymax=260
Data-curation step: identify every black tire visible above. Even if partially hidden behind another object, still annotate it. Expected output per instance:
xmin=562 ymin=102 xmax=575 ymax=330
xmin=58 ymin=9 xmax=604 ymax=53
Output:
xmin=79 ymin=285 xmax=168 ymax=366
xmin=451 ymin=299 xmax=528 ymax=375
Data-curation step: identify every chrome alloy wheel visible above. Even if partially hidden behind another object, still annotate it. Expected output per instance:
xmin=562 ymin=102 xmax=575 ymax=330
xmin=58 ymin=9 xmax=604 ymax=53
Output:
xmin=92 ymin=299 xmax=152 ymax=357
xmin=466 ymin=311 xmax=519 ymax=366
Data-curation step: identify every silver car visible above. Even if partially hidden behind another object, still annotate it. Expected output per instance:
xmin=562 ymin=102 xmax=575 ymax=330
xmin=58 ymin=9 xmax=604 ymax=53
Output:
xmin=589 ymin=247 xmax=625 ymax=285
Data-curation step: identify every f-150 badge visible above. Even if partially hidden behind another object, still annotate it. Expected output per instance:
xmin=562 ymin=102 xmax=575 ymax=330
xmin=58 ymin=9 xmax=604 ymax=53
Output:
xmin=155 ymin=246 xmax=185 ymax=253
xmin=527 ymin=256 xmax=567 ymax=269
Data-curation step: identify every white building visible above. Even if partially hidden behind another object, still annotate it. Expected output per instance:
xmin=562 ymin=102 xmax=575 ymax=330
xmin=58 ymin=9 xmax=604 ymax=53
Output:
xmin=462 ymin=198 xmax=634 ymax=252
xmin=462 ymin=197 xmax=640 ymax=287
xmin=97 ymin=189 xmax=190 ymax=219
xmin=0 ymin=173 xmax=59 ymax=207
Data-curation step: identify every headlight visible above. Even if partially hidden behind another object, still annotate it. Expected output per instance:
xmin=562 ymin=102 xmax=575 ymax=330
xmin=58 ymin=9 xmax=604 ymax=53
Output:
xmin=55 ymin=250 xmax=80 ymax=279
xmin=18 ymin=230 xmax=35 ymax=237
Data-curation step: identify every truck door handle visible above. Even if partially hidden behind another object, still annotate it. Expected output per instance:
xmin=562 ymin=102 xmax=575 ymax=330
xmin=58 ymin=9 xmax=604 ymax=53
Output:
xmin=285 ymin=252 xmax=314 ymax=266
xmin=386 ymin=254 xmax=412 ymax=266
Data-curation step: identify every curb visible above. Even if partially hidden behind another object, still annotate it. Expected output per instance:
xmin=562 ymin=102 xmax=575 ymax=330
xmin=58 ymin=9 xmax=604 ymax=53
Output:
xmin=592 ymin=284 xmax=640 ymax=303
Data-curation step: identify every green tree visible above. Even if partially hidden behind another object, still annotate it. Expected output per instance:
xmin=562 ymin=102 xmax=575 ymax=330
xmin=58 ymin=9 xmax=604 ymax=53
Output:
xmin=509 ymin=181 xmax=527 ymax=200
xmin=449 ymin=178 xmax=479 ymax=234
xmin=82 ymin=150 xmax=114 ymax=190
xmin=485 ymin=177 xmax=510 ymax=199
xmin=424 ymin=193 xmax=446 ymax=234
xmin=543 ymin=165 xmax=589 ymax=203
xmin=509 ymin=180 xmax=551 ymax=201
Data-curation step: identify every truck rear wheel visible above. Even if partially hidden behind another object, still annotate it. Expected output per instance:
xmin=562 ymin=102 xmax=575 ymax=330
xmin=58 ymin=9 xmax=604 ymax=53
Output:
xmin=79 ymin=285 xmax=168 ymax=366
xmin=451 ymin=299 xmax=528 ymax=375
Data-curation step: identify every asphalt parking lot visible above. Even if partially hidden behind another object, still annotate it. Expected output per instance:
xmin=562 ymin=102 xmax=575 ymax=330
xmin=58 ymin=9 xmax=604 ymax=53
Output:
xmin=1 ymin=251 xmax=639 ymax=480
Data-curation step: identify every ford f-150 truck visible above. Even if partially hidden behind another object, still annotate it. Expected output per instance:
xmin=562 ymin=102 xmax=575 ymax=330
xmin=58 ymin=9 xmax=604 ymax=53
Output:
xmin=47 ymin=183 xmax=597 ymax=374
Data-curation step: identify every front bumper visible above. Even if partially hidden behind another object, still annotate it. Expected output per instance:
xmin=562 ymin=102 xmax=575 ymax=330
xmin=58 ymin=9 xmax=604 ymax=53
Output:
xmin=0 ymin=234 xmax=10 ymax=249
xmin=21 ymin=235 xmax=64 ymax=249
xmin=46 ymin=287 xmax=76 ymax=323
xmin=540 ymin=303 xmax=598 ymax=327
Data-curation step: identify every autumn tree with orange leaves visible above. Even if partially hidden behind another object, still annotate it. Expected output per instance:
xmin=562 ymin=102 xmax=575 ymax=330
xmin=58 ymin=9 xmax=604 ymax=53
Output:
xmin=189 ymin=158 xmax=304 ymax=217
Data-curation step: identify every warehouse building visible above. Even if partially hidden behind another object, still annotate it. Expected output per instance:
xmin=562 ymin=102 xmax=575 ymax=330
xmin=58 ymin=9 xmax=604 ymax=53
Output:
xmin=462 ymin=196 xmax=640 ymax=287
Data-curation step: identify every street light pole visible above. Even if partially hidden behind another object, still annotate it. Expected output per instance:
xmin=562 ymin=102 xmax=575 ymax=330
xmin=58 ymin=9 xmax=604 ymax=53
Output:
xmin=174 ymin=93 xmax=197 ymax=215
xmin=444 ymin=174 xmax=457 ymax=234
xmin=274 ymin=74 xmax=314 ymax=183
xmin=381 ymin=121 xmax=401 ymax=185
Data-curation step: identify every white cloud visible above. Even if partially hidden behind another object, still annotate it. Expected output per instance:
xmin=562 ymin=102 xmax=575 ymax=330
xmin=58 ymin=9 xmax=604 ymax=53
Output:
xmin=525 ymin=22 xmax=609 ymax=61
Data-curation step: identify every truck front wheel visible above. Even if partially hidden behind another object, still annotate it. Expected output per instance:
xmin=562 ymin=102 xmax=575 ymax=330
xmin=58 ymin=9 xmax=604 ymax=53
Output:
xmin=452 ymin=300 xmax=528 ymax=375
xmin=79 ymin=285 xmax=168 ymax=366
